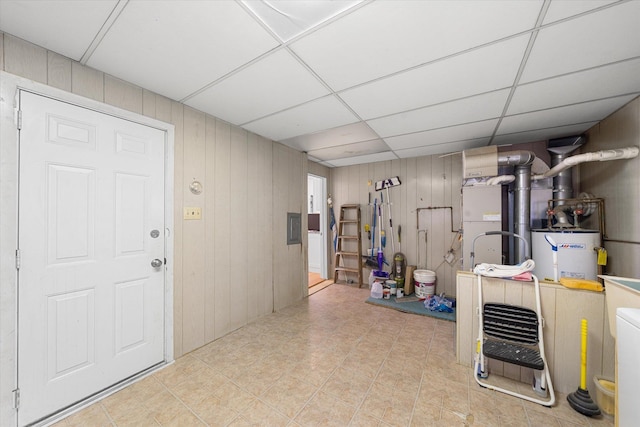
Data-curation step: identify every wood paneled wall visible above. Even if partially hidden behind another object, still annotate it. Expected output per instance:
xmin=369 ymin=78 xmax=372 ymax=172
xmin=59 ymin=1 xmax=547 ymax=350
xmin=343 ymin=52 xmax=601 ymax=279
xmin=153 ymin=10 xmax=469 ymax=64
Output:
xmin=0 ymin=33 xmax=306 ymax=358
xmin=330 ymin=155 xmax=463 ymax=297
xmin=582 ymin=97 xmax=640 ymax=279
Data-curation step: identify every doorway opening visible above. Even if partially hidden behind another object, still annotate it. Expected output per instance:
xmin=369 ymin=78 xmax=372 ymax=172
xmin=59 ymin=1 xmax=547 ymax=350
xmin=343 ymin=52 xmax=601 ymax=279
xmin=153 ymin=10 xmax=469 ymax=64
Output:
xmin=307 ymin=174 xmax=331 ymax=294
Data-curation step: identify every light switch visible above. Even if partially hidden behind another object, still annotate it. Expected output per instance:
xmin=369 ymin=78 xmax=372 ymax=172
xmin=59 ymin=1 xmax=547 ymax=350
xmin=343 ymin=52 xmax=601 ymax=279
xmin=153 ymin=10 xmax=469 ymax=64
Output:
xmin=184 ymin=207 xmax=202 ymax=220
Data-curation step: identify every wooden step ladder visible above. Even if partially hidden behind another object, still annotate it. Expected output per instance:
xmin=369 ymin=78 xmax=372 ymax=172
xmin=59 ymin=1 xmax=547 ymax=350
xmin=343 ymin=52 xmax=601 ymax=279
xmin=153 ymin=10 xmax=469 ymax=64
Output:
xmin=333 ymin=204 xmax=363 ymax=287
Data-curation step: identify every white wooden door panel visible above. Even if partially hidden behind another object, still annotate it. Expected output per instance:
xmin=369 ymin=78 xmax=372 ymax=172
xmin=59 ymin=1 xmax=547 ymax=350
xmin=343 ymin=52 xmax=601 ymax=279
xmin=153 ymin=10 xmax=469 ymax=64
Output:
xmin=47 ymin=289 xmax=96 ymax=380
xmin=18 ymin=91 xmax=166 ymax=425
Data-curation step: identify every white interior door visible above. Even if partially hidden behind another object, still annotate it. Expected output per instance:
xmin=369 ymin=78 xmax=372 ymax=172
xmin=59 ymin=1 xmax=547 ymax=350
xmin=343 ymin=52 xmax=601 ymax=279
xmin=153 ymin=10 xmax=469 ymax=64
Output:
xmin=17 ymin=91 xmax=166 ymax=425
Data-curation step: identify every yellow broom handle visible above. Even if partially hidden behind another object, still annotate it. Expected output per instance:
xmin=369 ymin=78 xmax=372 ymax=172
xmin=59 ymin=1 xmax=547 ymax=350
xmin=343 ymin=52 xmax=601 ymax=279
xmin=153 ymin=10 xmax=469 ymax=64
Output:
xmin=580 ymin=318 xmax=588 ymax=390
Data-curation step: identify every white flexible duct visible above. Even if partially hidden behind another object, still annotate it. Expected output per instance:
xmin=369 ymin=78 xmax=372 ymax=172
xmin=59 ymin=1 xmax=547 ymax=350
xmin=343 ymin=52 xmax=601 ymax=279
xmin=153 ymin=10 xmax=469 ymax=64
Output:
xmin=532 ymin=147 xmax=639 ymax=180
xmin=486 ymin=175 xmax=516 ymax=186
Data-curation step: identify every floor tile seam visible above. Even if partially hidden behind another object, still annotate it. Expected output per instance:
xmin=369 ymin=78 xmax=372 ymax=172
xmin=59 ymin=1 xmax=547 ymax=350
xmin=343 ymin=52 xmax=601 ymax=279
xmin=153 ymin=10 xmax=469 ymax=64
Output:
xmin=115 ymin=376 xmax=173 ymax=418
xmin=98 ymin=403 xmax=117 ymax=427
xmin=408 ymin=364 xmax=443 ymax=425
xmin=344 ymin=331 xmax=403 ymax=425
xmin=153 ymin=376 xmax=224 ymax=427
xmin=249 ymin=393 xmax=307 ymax=423
xmin=228 ymin=363 xmax=336 ymax=422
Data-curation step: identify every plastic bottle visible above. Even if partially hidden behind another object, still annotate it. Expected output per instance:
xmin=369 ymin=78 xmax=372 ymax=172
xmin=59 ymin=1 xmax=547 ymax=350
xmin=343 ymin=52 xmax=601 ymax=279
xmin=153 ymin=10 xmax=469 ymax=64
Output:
xmin=371 ymin=281 xmax=383 ymax=299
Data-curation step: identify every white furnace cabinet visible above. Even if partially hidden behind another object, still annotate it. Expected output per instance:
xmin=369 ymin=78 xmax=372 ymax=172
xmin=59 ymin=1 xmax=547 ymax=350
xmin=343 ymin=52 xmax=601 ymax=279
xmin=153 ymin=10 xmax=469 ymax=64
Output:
xmin=462 ymin=185 xmax=502 ymax=270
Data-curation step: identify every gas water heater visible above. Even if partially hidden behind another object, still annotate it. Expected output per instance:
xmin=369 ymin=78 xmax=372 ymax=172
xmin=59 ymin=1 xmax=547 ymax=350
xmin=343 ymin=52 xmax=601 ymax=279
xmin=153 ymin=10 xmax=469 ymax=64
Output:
xmin=531 ymin=229 xmax=600 ymax=281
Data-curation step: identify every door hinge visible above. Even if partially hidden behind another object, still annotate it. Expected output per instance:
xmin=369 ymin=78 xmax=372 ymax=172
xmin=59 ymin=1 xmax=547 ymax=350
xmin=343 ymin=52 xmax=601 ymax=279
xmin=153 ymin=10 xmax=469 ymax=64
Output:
xmin=15 ymin=249 xmax=21 ymax=270
xmin=15 ymin=109 xmax=22 ymax=130
xmin=12 ymin=388 xmax=20 ymax=409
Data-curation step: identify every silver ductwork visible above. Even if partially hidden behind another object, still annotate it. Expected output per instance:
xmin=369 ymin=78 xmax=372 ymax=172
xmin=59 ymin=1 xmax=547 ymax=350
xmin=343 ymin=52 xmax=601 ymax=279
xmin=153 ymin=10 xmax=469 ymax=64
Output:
xmin=533 ymin=146 xmax=639 ymax=228
xmin=462 ymin=142 xmax=639 ymax=267
xmin=498 ymin=150 xmax=536 ymax=262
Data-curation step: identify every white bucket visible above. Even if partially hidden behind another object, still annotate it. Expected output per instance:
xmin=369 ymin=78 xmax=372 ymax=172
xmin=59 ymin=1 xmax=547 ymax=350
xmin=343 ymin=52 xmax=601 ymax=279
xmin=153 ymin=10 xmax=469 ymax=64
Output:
xmin=414 ymin=270 xmax=436 ymax=299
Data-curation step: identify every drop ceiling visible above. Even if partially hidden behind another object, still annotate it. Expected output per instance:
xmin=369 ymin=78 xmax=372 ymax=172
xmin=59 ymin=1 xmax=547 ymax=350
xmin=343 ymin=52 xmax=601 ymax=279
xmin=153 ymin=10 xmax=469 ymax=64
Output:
xmin=1 ymin=0 xmax=639 ymax=167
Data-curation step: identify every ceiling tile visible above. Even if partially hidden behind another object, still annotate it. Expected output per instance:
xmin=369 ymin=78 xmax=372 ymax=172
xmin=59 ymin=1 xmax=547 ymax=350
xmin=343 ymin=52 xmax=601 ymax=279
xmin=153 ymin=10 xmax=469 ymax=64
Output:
xmin=306 ymin=139 xmax=389 ymax=161
xmin=0 ymin=0 xmax=118 ymax=61
xmin=291 ymin=0 xmax=543 ymax=91
xmin=395 ymin=138 xmax=489 ymax=158
xmin=185 ymin=49 xmax=329 ymax=125
xmin=521 ymin=1 xmax=640 ymax=83
xmin=340 ymin=35 xmax=528 ymax=120
xmin=368 ymin=89 xmax=510 ymax=138
xmin=325 ymin=151 xmax=397 ymax=167
xmin=492 ymin=122 xmax=599 ymax=146
xmin=242 ymin=96 xmax=359 ymax=141
xmin=280 ymin=122 xmax=379 ymax=152
xmin=542 ymin=0 xmax=617 ymax=25
xmin=87 ymin=1 xmax=279 ymax=101
xmin=509 ymin=58 xmax=640 ymax=115
xmin=385 ymin=120 xmax=499 ymax=151
xmin=240 ymin=0 xmax=363 ymax=42
xmin=498 ymin=95 xmax=635 ymax=135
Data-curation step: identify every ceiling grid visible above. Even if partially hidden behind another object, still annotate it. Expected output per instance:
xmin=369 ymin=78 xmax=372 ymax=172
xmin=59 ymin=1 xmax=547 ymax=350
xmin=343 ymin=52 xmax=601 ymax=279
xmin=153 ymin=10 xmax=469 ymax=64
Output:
xmin=1 ymin=0 xmax=638 ymax=166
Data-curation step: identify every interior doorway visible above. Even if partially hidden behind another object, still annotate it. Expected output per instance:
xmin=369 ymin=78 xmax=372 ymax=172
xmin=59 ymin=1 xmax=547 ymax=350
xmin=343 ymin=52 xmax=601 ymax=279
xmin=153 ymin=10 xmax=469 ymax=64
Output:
xmin=307 ymin=174 xmax=328 ymax=292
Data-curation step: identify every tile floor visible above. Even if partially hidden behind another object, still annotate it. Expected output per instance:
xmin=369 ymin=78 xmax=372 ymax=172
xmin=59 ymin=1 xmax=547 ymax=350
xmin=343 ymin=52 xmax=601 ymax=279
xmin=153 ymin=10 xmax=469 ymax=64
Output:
xmin=53 ymin=284 xmax=614 ymax=426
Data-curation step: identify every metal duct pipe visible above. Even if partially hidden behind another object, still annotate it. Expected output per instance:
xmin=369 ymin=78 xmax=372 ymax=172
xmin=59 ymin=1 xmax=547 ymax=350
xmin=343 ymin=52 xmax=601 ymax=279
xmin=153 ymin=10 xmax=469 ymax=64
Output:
xmin=514 ymin=164 xmax=532 ymax=262
xmin=498 ymin=150 xmax=536 ymax=167
xmin=496 ymin=150 xmax=535 ymax=262
xmin=550 ymin=151 xmax=573 ymax=207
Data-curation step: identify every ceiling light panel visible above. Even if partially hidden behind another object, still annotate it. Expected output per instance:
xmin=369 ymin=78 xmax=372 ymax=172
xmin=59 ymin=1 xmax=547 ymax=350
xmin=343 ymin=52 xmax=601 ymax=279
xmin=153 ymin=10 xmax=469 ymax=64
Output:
xmin=280 ymin=122 xmax=379 ymax=152
xmin=509 ymin=58 xmax=640 ymax=115
xmin=307 ymin=139 xmax=389 ymax=161
xmin=87 ymin=1 xmax=279 ymax=101
xmin=340 ymin=35 xmax=529 ymax=120
xmin=290 ymin=0 xmax=542 ymax=91
xmin=0 ymin=0 xmax=118 ymax=61
xmin=498 ymin=95 xmax=636 ymax=135
xmin=384 ymin=119 xmax=499 ymax=151
xmin=394 ymin=138 xmax=489 ymax=158
xmin=240 ymin=0 xmax=363 ymax=42
xmin=242 ymin=95 xmax=359 ymax=141
xmin=368 ymin=89 xmax=510 ymax=138
xmin=521 ymin=1 xmax=640 ymax=84
xmin=185 ymin=49 xmax=329 ymax=125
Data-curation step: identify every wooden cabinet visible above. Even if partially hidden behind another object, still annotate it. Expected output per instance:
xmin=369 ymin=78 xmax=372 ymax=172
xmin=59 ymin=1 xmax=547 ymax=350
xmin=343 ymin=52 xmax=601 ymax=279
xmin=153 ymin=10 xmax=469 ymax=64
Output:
xmin=456 ymin=271 xmax=614 ymax=394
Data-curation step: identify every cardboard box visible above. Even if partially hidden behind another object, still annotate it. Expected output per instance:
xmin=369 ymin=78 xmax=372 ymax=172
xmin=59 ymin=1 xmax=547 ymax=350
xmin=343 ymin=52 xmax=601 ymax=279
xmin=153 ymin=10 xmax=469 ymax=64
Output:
xmin=405 ymin=265 xmax=416 ymax=296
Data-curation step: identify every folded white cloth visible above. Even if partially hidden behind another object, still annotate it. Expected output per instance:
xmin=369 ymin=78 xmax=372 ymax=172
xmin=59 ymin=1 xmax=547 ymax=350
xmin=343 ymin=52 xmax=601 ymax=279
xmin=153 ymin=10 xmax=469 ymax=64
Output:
xmin=473 ymin=259 xmax=536 ymax=278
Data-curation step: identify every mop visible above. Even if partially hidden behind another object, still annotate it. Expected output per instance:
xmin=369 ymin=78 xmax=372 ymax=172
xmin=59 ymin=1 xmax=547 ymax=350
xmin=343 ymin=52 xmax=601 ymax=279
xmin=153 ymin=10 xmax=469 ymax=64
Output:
xmin=364 ymin=198 xmax=378 ymax=269
xmin=567 ymin=318 xmax=601 ymax=416
xmin=374 ymin=203 xmax=388 ymax=278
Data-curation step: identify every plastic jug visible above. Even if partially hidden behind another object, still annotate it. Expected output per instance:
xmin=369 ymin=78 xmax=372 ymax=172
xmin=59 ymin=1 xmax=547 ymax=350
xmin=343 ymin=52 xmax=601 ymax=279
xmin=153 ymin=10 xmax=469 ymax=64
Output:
xmin=371 ymin=281 xmax=383 ymax=299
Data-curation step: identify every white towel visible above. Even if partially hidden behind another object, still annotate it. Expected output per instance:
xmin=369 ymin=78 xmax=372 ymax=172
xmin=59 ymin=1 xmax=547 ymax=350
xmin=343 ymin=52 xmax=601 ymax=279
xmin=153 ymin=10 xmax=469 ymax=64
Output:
xmin=473 ymin=259 xmax=536 ymax=278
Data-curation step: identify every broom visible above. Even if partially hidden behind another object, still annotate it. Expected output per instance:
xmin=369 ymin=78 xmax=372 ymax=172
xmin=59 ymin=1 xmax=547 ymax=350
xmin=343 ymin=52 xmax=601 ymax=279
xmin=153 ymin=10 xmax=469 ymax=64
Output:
xmin=567 ymin=318 xmax=600 ymax=416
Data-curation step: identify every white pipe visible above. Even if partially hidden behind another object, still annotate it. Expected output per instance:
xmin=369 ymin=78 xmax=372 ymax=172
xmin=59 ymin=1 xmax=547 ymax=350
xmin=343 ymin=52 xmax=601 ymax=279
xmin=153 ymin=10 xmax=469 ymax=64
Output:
xmin=486 ymin=175 xmax=516 ymax=186
xmin=532 ymin=147 xmax=639 ymax=180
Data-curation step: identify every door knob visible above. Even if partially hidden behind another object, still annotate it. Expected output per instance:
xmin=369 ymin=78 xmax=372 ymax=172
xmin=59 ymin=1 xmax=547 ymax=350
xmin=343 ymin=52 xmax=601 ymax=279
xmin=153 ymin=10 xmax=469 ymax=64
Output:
xmin=151 ymin=259 xmax=163 ymax=268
